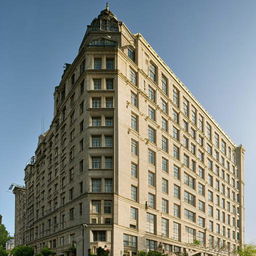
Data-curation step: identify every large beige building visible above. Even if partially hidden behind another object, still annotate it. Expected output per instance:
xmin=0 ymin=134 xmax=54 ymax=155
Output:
xmin=14 ymin=6 xmax=244 ymax=256
xmin=12 ymin=185 xmax=26 ymax=246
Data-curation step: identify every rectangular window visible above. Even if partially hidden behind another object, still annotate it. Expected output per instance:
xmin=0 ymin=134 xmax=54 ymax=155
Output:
xmin=104 ymin=200 xmax=112 ymax=214
xmin=106 ymin=78 xmax=114 ymax=90
xmin=173 ymin=204 xmax=180 ymax=218
xmin=105 ymin=116 xmax=113 ymax=126
xmin=130 ymin=68 xmax=137 ymax=84
xmin=161 ymin=218 xmax=169 ymax=237
xmin=173 ymin=165 xmax=180 ymax=179
xmin=161 ymin=75 xmax=168 ymax=95
xmin=198 ymin=183 xmax=205 ymax=196
xmin=198 ymin=231 xmax=205 ymax=245
xmin=128 ymin=48 xmax=135 ymax=61
xmin=174 ymin=185 xmax=180 ymax=199
xmin=173 ymin=87 xmax=179 ymax=106
xmin=208 ymin=190 xmax=213 ymax=202
xmin=198 ymin=217 xmax=205 ymax=227
xmin=106 ymin=58 xmax=114 ymax=70
xmin=105 ymin=157 xmax=113 ymax=169
xmin=92 ymin=200 xmax=101 ymax=213
xmin=184 ymin=173 xmax=195 ymax=189
xmin=148 ymin=149 xmax=156 ymax=165
xmin=80 ymin=59 xmax=85 ymax=75
xmin=198 ymin=200 xmax=205 ymax=212
xmin=172 ymin=109 xmax=179 ymax=123
xmin=123 ymin=234 xmax=137 ymax=248
xmin=148 ymin=106 xmax=156 ymax=121
xmin=146 ymin=239 xmax=157 ymax=251
xmin=183 ymin=98 xmax=189 ymax=117
xmin=162 ymin=117 xmax=168 ymax=131
xmin=131 ymin=139 xmax=138 ymax=155
xmin=198 ymin=114 xmax=204 ymax=131
xmin=173 ymin=222 xmax=181 ymax=241
xmin=92 ymin=179 xmax=101 ymax=192
xmin=130 ymin=207 xmax=138 ymax=220
xmin=92 ymin=156 xmax=101 ymax=169
xmin=105 ymin=179 xmax=113 ymax=192
xmin=184 ymin=191 xmax=196 ymax=206
xmin=106 ymin=97 xmax=113 ymax=108
xmin=148 ymin=85 xmax=156 ymax=102
xmin=184 ymin=209 xmax=195 ymax=222
xmin=130 ymin=68 xmax=137 ymax=85
xmin=94 ymin=58 xmax=102 ymax=70
xmin=191 ymin=106 xmax=197 ymax=125
xmin=162 ymin=199 xmax=169 ymax=213
xmin=162 ymin=178 xmax=168 ymax=194
xmin=162 ymin=157 xmax=168 ymax=172
xmin=148 ymin=193 xmax=156 ymax=208
xmin=93 ymin=231 xmax=106 ymax=242
xmin=161 ymin=98 xmax=168 ymax=113
xmin=69 ymin=208 xmax=74 ymax=220
xmin=131 ymin=114 xmax=138 ymax=131
xmin=131 ymin=185 xmax=138 ymax=201
xmin=183 ymin=154 xmax=189 ymax=168
xmin=146 ymin=213 xmax=156 ymax=233
xmin=221 ymin=140 xmax=227 ymax=155
xmin=148 ymin=171 xmax=156 ymax=187
xmin=208 ymin=205 xmax=213 ymax=217
xmin=93 ymin=79 xmax=102 ymax=90
xmin=148 ymin=126 xmax=156 ymax=143
xmin=198 ymin=166 xmax=205 ymax=179
xmin=131 ymin=162 xmax=138 ymax=178
xmin=173 ymin=145 xmax=179 ymax=159
xmin=162 ymin=136 xmax=168 ymax=152
xmin=92 ymin=136 xmax=101 ymax=147
xmin=131 ymin=91 xmax=138 ymax=107
xmin=173 ymin=126 xmax=179 ymax=140
xmin=92 ymin=97 xmax=101 ymax=108
xmin=206 ymin=122 xmax=212 ymax=140
xmin=92 ymin=116 xmax=101 ymax=126
xmin=149 ymin=63 xmax=157 ymax=82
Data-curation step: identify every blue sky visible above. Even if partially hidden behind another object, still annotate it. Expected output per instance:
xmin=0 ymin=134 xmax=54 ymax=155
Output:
xmin=0 ymin=0 xmax=255 ymax=243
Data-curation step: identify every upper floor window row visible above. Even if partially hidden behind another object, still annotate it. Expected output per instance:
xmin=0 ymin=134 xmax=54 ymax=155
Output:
xmin=94 ymin=57 xmax=115 ymax=70
xmin=92 ymin=78 xmax=114 ymax=90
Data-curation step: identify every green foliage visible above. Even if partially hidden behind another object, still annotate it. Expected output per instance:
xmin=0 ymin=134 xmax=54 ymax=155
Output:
xmin=96 ymin=247 xmax=109 ymax=256
xmin=0 ymin=225 xmax=11 ymax=248
xmin=138 ymin=252 xmax=147 ymax=256
xmin=40 ymin=247 xmax=54 ymax=256
xmin=193 ymin=240 xmax=200 ymax=245
xmin=0 ymin=246 xmax=7 ymax=256
xmin=237 ymin=244 xmax=256 ymax=256
xmin=12 ymin=245 xmax=34 ymax=256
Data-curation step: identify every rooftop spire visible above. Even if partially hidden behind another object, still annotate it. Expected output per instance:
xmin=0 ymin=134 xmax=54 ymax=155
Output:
xmin=106 ymin=2 xmax=110 ymax=11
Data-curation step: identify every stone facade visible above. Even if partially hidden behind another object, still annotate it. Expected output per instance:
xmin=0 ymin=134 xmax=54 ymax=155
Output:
xmin=14 ymin=6 xmax=244 ymax=256
xmin=12 ymin=185 xmax=26 ymax=246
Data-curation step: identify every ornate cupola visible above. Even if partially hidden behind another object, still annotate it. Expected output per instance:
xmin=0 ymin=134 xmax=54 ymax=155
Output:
xmin=79 ymin=3 xmax=121 ymax=51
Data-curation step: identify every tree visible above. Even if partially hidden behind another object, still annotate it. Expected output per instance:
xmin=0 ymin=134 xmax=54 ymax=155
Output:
xmin=12 ymin=246 xmax=34 ymax=256
xmin=0 ymin=246 xmax=7 ymax=256
xmin=40 ymin=247 xmax=55 ymax=256
xmin=0 ymin=224 xmax=11 ymax=248
xmin=96 ymin=247 xmax=109 ymax=256
xmin=138 ymin=252 xmax=147 ymax=256
xmin=237 ymin=244 xmax=256 ymax=256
